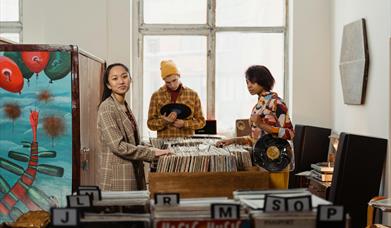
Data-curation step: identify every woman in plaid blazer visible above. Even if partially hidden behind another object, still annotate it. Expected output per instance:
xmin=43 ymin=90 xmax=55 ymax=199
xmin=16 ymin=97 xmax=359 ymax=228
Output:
xmin=97 ymin=63 xmax=171 ymax=191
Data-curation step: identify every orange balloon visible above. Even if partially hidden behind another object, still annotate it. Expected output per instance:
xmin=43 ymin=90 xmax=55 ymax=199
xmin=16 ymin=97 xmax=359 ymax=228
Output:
xmin=21 ymin=51 xmax=50 ymax=73
xmin=0 ymin=56 xmax=24 ymax=93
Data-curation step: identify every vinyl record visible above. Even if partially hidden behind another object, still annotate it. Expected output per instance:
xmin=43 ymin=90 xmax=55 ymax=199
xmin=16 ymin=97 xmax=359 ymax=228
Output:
xmin=253 ymin=134 xmax=292 ymax=172
xmin=160 ymin=103 xmax=191 ymax=119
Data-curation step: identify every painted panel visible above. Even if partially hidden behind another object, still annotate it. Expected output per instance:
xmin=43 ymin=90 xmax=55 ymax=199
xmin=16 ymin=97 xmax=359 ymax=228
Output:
xmin=0 ymin=51 xmax=72 ymax=222
xmin=339 ymin=18 xmax=369 ymax=105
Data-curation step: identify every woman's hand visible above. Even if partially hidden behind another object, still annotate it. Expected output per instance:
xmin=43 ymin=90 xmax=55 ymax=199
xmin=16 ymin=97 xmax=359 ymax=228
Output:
xmin=153 ymin=148 xmax=173 ymax=157
xmin=250 ymin=114 xmax=264 ymax=127
xmin=215 ymin=138 xmax=235 ymax=148
xmin=250 ymin=114 xmax=275 ymax=133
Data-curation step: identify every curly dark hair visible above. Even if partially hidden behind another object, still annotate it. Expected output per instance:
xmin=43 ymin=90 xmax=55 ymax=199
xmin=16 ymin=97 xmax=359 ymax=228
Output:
xmin=245 ymin=65 xmax=275 ymax=91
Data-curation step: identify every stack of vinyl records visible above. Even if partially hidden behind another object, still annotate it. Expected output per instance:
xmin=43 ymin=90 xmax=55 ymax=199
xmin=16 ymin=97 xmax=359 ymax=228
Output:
xmin=233 ymin=189 xmax=331 ymax=211
xmin=151 ymin=197 xmax=250 ymax=227
xmin=310 ymin=162 xmax=334 ymax=182
xmin=81 ymin=191 xmax=151 ymax=227
xmin=81 ymin=213 xmax=150 ymax=226
xmin=233 ymin=189 xmax=332 ymax=228
xmin=92 ymin=191 xmax=150 ymax=207
xmin=156 ymin=144 xmax=252 ymax=173
xmin=150 ymin=137 xmax=222 ymax=149
xmin=151 ymin=197 xmax=237 ymax=218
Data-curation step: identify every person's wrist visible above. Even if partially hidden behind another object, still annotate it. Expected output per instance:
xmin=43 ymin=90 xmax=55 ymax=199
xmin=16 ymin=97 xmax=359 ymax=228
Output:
xmin=258 ymin=122 xmax=266 ymax=130
xmin=162 ymin=118 xmax=171 ymax=125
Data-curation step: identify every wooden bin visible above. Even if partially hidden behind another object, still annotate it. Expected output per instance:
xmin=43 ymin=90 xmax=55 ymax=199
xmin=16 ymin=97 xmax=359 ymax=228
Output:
xmin=148 ymin=169 xmax=289 ymax=198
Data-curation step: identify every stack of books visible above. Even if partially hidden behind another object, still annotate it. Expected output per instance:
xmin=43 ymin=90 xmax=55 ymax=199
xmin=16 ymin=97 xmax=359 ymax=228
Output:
xmin=310 ymin=162 xmax=334 ymax=182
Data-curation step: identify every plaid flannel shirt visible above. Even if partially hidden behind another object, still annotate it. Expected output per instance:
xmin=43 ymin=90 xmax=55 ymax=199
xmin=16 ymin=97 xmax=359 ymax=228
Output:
xmin=147 ymin=85 xmax=206 ymax=138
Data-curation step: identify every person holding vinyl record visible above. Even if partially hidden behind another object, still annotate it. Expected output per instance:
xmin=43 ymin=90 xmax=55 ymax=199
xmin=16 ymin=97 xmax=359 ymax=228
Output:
xmin=97 ymin=63 xmax=171 ymax=191
xmin=216 ymin=65 xmax=294 ymax=171
xmin=147 ymin=60 xmax=206 ymax=138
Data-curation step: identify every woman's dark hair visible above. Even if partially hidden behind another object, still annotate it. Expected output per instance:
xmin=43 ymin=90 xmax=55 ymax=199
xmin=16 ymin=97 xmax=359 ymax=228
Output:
xmin=100 ymin=63 xmax=130 ymax=104
xmin=245 ymin=65 xmax=275 ymax=91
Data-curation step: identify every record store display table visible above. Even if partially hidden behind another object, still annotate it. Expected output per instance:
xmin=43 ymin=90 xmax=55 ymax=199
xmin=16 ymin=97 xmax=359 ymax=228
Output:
xmin=149 ymin=167 xmax=289 ymax=198
xmin=148 ymin=137 xmax=290 ymax=198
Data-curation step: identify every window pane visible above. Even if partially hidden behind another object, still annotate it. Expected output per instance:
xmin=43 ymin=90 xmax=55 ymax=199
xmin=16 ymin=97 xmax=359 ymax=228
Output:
xmin=143 ymin=35 xmax=207 ymax=138
xmin=144 ymin=0 xmax=206 ymax=24
xmin=0 ymin=0 xmax=19 ymax=21
xmin=216 ymin=0 xmax=285 ymax=27
xmin=0 ymin=33 xmax=19 ymax=42
xmin=215 ymin=32 xmax=284 ymax=136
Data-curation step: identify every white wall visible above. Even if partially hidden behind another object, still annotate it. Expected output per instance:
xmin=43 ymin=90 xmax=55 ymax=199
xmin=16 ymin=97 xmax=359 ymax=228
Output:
xmin=388 ymin=36 xmax=391 ymax=225
xmin=289 ymin=0 xmax=331 ymax=128
xmin=331 ymin=0 xmax=390 ymax=138
xmin=330 ymin=0 xmax=391 ymax=224
xmin=22 ymin=0 xmax=131 ymax=65
xmin=290 ymin=0 xmax=390 ymax=224
xmin=106 ymin=0 xmax=131 ymax=65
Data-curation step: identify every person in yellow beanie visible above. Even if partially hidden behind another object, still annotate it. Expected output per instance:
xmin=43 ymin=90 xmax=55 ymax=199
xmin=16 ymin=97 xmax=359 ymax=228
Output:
xmin=160 ymin=60 xmax=179 ymax=80
xmin=147 ymin=60 xmax=206 ymax=138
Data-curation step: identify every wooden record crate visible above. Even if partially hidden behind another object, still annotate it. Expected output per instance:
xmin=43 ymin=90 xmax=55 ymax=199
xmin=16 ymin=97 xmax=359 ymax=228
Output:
xmin=148 ymin=167 xmax=289 ymax=198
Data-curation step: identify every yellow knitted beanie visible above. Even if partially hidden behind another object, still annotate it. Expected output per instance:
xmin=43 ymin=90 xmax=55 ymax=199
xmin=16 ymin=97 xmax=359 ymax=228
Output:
xmin=160 ymin=60 xmax=180 ymax=79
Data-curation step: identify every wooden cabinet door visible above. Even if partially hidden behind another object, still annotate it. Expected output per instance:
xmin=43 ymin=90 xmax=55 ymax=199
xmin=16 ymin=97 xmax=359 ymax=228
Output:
xmin=78 ymin=51 xmax=105 ymax=185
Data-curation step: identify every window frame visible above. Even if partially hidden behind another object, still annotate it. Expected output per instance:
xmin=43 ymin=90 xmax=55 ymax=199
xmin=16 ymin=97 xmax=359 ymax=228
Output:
xmin=0 ymin=0 xmax=22 ymax=43
xmin=132 ymin=0 xmax=288 ymax=136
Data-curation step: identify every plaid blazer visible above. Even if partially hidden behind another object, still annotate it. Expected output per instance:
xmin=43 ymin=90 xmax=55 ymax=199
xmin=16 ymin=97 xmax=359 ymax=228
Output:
xmin=97 ymin=95 xmax=155 ymax=191
xmin=147 ymin=85 xmax=206 ymax=138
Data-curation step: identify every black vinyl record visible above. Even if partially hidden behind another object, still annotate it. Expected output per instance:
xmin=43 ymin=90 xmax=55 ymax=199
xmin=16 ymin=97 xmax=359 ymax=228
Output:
xmin=253 ymin=134 xmax=292 ymax=172
xmin=160 ymin=103 xmax=191 ymax=119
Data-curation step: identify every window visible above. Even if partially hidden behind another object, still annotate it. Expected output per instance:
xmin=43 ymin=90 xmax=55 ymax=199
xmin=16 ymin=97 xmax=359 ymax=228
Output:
xmin=133 ymin=0 xmax=287 ymax=138
xmin=0 ymin=0 xmax=22 ymax=43
xmin=142 ymin=35 xmax=208 ymax=138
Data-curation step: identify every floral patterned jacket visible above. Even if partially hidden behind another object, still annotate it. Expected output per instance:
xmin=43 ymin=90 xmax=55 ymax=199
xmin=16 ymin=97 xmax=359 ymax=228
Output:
xmin=241 ymin=91 xmax=294 ymax=145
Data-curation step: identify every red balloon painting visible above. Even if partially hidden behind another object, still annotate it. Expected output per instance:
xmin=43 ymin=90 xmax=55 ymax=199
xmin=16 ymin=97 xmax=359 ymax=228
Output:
xmin=0 ymin=56 xmax=24 ymax=93
xmin=21 ymin=51 xmax=50 ymax=73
